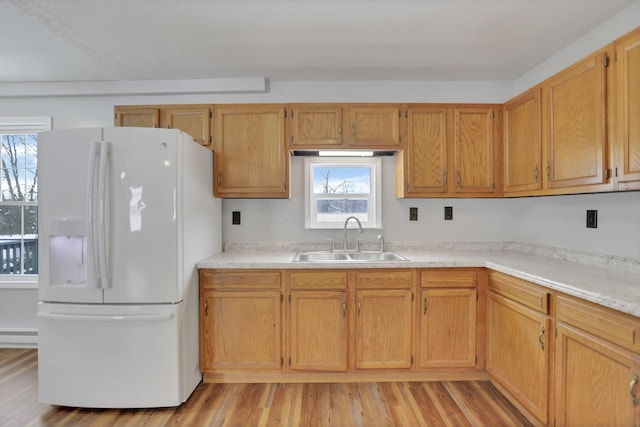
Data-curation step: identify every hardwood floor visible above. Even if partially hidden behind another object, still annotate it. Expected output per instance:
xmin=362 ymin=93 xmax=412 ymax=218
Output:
xmin=0 ymin=348 xmax=532 ymax=427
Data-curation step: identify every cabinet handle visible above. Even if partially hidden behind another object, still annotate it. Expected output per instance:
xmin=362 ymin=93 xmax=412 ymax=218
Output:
xmin=534 ymin=165 xmax=539 ymax=182
xmin=352 ymin=123 xmax=356 ymax=140
xmin=546 ymin=161 xmax=551 ymax=182
xmin=423 ymin=297 xmax=427 ymax=315
xmin=456 ymin=171 xmax=461 ymax=188
xmin=443 ymin=170 xmax=447 ymax=186
xmin=630 ymin=373 xmax=639 ymax=406
xmin=217 ymin=172 xmax=222 ymax=187
xmin=204 ymin=300 xmax=208 ymax=317
xmin=338 ymin=126 xmax=342 ymax=138
xmin=342 ymin=300 xmax=346 ymax=318
xmin=537 ymin=326 xmax=545 ymax=350
xmin=357 ymin=298 xmax=361 ymax=316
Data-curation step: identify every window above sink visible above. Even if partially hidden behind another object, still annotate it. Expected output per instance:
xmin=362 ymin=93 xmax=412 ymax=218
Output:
xmin=304 ymin=157 xmax=382 ymax=229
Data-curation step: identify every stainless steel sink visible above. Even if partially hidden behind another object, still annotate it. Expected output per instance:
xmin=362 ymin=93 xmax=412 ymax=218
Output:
xmin=293 ymin=251 xmax=408 ymax=262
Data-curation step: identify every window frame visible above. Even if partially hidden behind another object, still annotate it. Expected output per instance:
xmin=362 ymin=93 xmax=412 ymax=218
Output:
xmin=304 ymin=156 xmax=382 ymax=230
xmin=0 ymin=116 xmax=51 ymax=279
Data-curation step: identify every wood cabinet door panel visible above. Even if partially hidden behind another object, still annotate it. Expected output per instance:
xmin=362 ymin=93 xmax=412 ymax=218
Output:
xmin=487 ymin=292 xmax=550 ymax=424
xmin=201 ymin=290 xmax=281 ymax=371
xmin=405 ymin=107 xmax=448 ymax=194
xmin=504 ymin=88 xmax=542 ymax=192
xmin=291 ymin=105 xmax=343 ymax=147
xmin=355 ymin=289 xmax=413 ymax=369
xmin=616 ymin=29 xmax=640 ymax=185
xmin=420 ymin=288 xmax=476 ymax=368
xmin=114 ymin=108 xmax=159 ymax=128
xmin=555 ymin=324 xmax=640 ymax=427
xmin=453 ymin=107 xmax=495 ymax=193
xmin=289 ymin=291 xmax=348 ymax=371
xmin=162 ymin=107 xmax=211 ymax=146
xmin=214 ymin=105 xmax=288 ymax=197
xmin=546 ymin=52 xmax=608 ymax=188
xmin=349 ymin=107 xmax=401 ymax=147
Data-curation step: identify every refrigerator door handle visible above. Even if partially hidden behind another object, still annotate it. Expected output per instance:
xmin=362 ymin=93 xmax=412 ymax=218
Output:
xmin=97 ymin=141 xmax=111 ymax=288
xmin=87 ymin=141 xmax=102 ymax=289
xmin=37 ymin=312 xmax=174 ymax=323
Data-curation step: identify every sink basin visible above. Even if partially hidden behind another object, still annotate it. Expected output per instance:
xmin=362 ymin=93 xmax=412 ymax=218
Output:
xmin=347 ymin=251 xmax=408 ymax=261
xmin=293 ymin=251 xmax=408 ymax=262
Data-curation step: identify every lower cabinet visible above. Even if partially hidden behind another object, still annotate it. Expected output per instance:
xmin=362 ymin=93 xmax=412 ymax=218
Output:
xmin=200 ymin=270 xmax=283 ymax=376
xmin=419 ymin=269 xmax=478 ymax=369
xmin=487 ymin=271 xmax=551 ymax=425
xmin=555 ymin=294 xmax=640 ymax=426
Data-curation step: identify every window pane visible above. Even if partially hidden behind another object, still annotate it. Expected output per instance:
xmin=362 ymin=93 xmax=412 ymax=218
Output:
xmin=316 ymin=198 xmax=369 ymax=223
xmin=1 ymin=133 xmax=38 ymax=202
xmin=24 ymin=206 xmax=38 ymax=274
xmin=0 ymin=205 xmax=22 ymax=274
xmin=313 ymin=166 xmax=371 ymax=195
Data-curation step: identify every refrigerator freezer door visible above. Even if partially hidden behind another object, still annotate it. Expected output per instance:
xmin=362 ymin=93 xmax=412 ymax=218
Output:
xmin=102 ymin=127 xmax=181 ymax=304
xmin=37 ymin=302 xmax=193 ymax=408
xmin=38 ymin=128 xmax=103 ymax=304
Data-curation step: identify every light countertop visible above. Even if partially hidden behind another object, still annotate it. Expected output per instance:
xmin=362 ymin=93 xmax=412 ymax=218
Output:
xmin=197 ymin=243 xmax=640 ymax=318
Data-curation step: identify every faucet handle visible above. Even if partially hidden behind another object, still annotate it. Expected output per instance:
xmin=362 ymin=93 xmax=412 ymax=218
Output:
xmin=377 ymin=234 xmax=384 ymax=252
xmin=356 ymin=239 xmax=363 ymax=252
xmin=326 ymin=239 xmax=335 ymax=252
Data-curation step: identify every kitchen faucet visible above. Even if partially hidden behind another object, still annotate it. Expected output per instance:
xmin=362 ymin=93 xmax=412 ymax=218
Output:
xmin=343 ymin=216 xmax=364 ymax=250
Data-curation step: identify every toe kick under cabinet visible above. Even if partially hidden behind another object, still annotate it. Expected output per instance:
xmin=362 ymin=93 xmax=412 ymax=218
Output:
xmin=199 ymin=268 xmax=485 ymax=383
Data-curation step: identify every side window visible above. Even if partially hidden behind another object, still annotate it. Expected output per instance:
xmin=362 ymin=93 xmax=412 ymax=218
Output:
xmin=305 ymin=156 xmax=382 ymax=229
xmin=0 ymin=117 xmax=51 ymax=275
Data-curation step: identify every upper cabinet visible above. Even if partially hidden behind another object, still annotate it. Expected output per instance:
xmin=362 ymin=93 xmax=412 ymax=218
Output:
xmin=115 ymin=104 xmax=212 ymax=147
xmin=503 ymin=88 xmax=542 ymax=194
xmin=289 ymin=104 xmax=402 ymax=150
xmin=213 ymin=104 xmax=289 ymax=198
xmin=398 ymin=104 xmax=501 ymax=197
xmin=614 ymin=27 xmax=640 ymax=190
xmin=544 ymin=49 xmax=611 ymax=190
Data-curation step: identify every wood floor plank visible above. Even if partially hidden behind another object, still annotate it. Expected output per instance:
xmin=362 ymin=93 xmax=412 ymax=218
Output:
xmin=1 ymin=349 xmax=532 ymax=427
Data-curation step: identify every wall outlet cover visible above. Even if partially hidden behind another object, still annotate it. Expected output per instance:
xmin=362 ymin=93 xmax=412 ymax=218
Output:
xmin=586 ymin=210 xmax=597 ymax=228
xmin=409 ymin=207 xmax=418 ymax=221
xmin=232 ymin=211 xmax=241 ymax=225
xmin=444 ymin=206 xmax=453 ymax=220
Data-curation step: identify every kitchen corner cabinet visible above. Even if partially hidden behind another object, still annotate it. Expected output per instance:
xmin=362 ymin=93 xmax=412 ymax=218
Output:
xmin=555 ymin=294 xmax=640 ymax=426
xmin=487 ymin=271 xmax=551 ymax=426
xmin=398 ymin=104 xmax=501 ymax=197
xmin=544 ymin=48 xmax=611 ymax=190
xmin=614 ymin=27 xmax=640 ymax=190
xmin=287 ymin=271 xmax=348 ymax=372
xmin=419 ymin=269 xmax=478 ymax=369
xmin=200 ymin=270 xmax=283 ymax=375
xmin=114 ymin=104 xmax=212 ymax=146
xmin=213 ymin=104 xmax=289 ymax=198
xmin=355 ymin=271 xmax=414 ymax=369
xmin=503 ymin=87 xmax=542 ymax=194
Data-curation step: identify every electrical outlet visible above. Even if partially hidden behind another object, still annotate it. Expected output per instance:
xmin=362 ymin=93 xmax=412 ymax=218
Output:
xmin=232 ymin=211 xmax=241 ymax=225
xmin=409 ymin=207 xmax=418 ymax=221
xmin=586 ymin=210 xmax=597 ymax=228
xmin=444 ymin=206 xmax=453 ymax=220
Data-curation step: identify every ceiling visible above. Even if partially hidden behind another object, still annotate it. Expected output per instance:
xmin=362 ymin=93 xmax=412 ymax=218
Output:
xmin=1 ymin=0 xmax=635 ymax=84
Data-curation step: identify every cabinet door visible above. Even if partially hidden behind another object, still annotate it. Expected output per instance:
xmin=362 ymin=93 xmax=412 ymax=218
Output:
xmin=555 ymin=323 xmax=640 ymax=427
xmin=403 ymin=107 xmax=448 ymax=194
xmin=487 ymin=292 xmax=550 ymax=425
xmin=503 ymin=88 xmax=542 ymax=193
xmin=355 ymin=289 xmax=412 ymax=369
xmin=453 ymin=107 xmax=496 ymax=193
xmin=615 ymin=28 xmax=640 ymax=187
xmin=420 ymin=288 xmax=476 ymax=368
xmin=348 ymin=106 xmax=401 ymax=147
xmin=290 ymin=105 xmax=343 ymax=148
xmin=289 ymin=291 xmax=347 ymax=371
xmin=114 ymin=107 xmax=160 ymax=128
xmin=214 ymin=105 xmax=289 ymax=198
xmin=162 ymin=107 xmax=212 ymax=146
xmin=201 ymin=290 xmax=281 ymax=371
xmin=546 ymin=50 xmax=609 ymax=188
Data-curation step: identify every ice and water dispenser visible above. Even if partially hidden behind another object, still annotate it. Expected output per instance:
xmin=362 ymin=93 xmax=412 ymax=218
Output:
xmin=48 ymin=218 xmax=88 ymax=286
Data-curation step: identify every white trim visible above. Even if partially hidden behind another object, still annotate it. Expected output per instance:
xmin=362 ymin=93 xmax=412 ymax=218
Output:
xmin=0 ymin=78 xmax=267 ymax=98
xmin=0 ymin=116 xmax=52 ymax=133
xmin=0 ymin=328 xmax=38 ymax=348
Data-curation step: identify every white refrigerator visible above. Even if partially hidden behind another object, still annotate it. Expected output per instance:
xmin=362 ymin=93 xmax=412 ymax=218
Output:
xmin=37 ymin=127 xmax=221 ymax=408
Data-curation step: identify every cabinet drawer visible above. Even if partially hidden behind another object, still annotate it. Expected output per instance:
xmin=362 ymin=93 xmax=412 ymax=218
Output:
xmin=355 ymin=270 xmax=413 ymax=289
xmin=489 ymin=271 xmax=550 ymax=314
xmin=200 ymin=270 xmax=282 ymax=290
xmin=557 ymin=294 xmax=640 ymax=354
xmin=289 ymin=271 xmax=348 ymax=290
xmin=421 ymin=269 xmax=477 ymax=288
